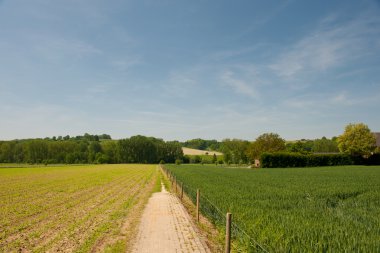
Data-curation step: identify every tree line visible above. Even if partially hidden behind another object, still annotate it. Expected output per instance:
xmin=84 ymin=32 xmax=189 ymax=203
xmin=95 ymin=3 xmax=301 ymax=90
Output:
xmin=0 ymin=134 xmax=183 ymax=164
xmin=190 ymin=136 xmax=340 ymax=165
xmin=182 ymin=123 xmax=379 ymax=166
xmin=0 ymin=123 xmax=378 ymax=165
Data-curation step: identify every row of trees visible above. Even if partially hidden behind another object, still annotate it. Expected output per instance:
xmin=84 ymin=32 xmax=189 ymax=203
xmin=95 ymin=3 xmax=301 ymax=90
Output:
xmin=181 ymin=138 xmax=221 ymax=151
xmin=0 ymin=135 xmax=183 ymax=164
xmin=248 ymin=123 xmax=379 ymax=165
xmin=0 ymin=123 xmax=377 ymax=165
xmin=207 ymin=134 xmax=341 ymax=165
xmin=205 ymin=123 xmax=378 ymax=165
xmin=182 ymin=137 xmax=341 ymax=155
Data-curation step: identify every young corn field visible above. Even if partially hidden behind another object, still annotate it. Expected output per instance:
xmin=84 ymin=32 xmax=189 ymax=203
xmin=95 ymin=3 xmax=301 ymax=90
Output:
xmin=165 ymin=164 xmax=380 ymax=252
xmin=0 ymin=164 xmax=159 ymax=252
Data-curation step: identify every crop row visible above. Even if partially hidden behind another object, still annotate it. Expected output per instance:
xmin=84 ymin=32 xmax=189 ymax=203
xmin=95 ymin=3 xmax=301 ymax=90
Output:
xmin=0 ymin=164 xmax=158 ymax=252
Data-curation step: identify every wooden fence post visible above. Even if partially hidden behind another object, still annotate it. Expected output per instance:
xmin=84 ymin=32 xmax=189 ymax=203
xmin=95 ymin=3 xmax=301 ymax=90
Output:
xmin=225 ymin=212 xmax=232 ymax=253
xmin=196 ymin=189 xmax=200 ymax=222
xmin=175 ymin=177 xmax=177 ymax=194
xmin=181 ymin=182 xmax=184 ymax=200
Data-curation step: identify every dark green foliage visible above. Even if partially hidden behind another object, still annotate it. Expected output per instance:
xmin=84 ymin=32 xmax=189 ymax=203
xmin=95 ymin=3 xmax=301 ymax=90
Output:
xmin=182 ymin=138 xmax=221 ymax=151
xmin=182 ymin=155 xmax=190 ymax=164
xmin=0 ymin=134 xmax=183 ymax=164
xmin=212 ymin=153 xmax=217 ymax=163
xmin=285 ymin=137 xmax=339 ymax=154
xmin=312 ymin=137 xmax=339 ymax=153
xmin=352 ymin=154 xmax=380 ymax=165
xmin=286 ymin=140 xmax=313 ymax=153
xmin=221 ymin=139 xmax=249 ymax=164
xmin=261 ymin=152 xmax=353 ymax=168
xmin=247 ymin=133 xmax=286 ymax=162
xmin=190 ymin=155 xmax=202 ymax=164
xmin=367 ymin=154 xmax=380 ymax=165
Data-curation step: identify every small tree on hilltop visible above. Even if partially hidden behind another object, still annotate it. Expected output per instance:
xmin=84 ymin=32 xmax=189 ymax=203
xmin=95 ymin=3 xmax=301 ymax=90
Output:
xmin=337 ymin=123 xmax=376 ymax=156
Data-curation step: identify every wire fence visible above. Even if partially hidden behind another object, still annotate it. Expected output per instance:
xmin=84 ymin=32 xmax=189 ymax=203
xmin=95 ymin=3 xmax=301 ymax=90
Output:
xmin=161 ymin=165 xmax=269 ymax=253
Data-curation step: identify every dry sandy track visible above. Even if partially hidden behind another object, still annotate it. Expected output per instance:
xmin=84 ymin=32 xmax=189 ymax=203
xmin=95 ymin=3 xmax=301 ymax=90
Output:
xmin=131 ymin=184 xmax=210 ymax=253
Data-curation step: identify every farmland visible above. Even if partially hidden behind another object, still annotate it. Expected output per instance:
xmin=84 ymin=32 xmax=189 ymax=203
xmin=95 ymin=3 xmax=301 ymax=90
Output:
xmin=0 ymin=164 xmax=159 ymax=252
xmin=166 ymin=164 xmax=380 ymax=252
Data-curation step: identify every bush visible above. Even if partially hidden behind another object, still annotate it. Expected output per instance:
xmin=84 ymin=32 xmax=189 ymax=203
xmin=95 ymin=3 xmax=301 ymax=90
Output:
xmin=175 ymin=159 xmax=182 ymax=165
xmin=261 ymin=152 xmax=353 ymax=168
xmin=367 ymin=154 xmax=380 ymax=165
xmin=190 ymin=155 xmax=201 ymax=164
xmin=182 ymin=155 xmax=190 ymax=164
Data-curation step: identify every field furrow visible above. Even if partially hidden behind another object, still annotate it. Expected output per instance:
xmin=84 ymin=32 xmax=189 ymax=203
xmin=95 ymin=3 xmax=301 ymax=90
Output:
xmin=0 ymin=164 xmax=158 ymax=252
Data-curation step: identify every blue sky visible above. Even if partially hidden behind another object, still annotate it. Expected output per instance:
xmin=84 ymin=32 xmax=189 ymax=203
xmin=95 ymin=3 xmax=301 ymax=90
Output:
xmin=1 ymin=0 xmax=379 ymax=141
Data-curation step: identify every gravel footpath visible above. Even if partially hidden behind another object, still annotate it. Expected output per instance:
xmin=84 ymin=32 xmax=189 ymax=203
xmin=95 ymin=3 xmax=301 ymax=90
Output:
xmin=131 ymin=184 xmax=210 ymax=253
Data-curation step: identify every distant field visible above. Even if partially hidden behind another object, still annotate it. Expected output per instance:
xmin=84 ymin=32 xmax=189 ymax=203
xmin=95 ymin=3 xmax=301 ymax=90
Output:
xmin=0 ymin=164 xmax=158 ymax=252
xmin=166 ymin=164 xmax=380 ymax=252
xmin=182 ymin=147 xmax=223 ymax=156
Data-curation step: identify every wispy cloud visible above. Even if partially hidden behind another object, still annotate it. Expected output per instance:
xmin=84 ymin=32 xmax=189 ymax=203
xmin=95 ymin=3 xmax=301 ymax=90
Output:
xmin=270 ymin=10 xmax=380 ymax=79
xmin=283 ymin=90 xmax=380 ymax=110
xmin=207 ymin=44 xmax=265 ymax=62
xmin=163 ymin=71 xmax=198 ymax=97
xmin=220 ymin=70 xmax=258 ymax=99
xmin=110 ymin=58 xmax=142 ymax=72
xmin=236 ymin=0 xmax=294 ymax=39
xmin=31 ymin=35 xmax=102 ymax=62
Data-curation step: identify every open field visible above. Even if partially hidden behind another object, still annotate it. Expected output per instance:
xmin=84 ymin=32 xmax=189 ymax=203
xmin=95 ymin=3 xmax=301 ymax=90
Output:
xmin=0 ymin=164 xmax=159 ymax=252
xmin=182 ymin=147 xmax=223 ymax=156
xmin=166 ymin=164 xmax=380 ymax=252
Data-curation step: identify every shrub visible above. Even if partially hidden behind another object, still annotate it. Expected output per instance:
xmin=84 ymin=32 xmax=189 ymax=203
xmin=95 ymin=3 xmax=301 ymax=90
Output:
xmin=365 ymin=154 xmax=380 ymax=165
xmin=182 ymin=155 xmax=190 ymax=164
xmin=175 ymin=159 xmax=182 ymax=165
xmin=261 ymin=152 xmax=353 ymax=168
xmin=190 ymin=155 xmax=201 ymax=164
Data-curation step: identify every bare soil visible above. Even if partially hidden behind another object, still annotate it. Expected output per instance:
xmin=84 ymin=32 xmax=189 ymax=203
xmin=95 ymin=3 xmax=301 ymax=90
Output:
xmin=182 ymin=148 xmax=223 ymax=156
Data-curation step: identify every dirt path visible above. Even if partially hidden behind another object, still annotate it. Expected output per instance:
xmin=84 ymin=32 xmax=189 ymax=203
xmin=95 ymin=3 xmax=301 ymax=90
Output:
xmin=131 ymin=184 xmax=210 ymax=253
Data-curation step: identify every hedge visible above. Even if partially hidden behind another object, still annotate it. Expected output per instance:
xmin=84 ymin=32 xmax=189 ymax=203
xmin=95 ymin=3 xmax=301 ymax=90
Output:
xmin=260 ymin=152 xmax=353 ymax=168
xmin=261 ymin=152 xmax=380 ymax=168
xmin=352 ymin=154 xmax=380 ymax=166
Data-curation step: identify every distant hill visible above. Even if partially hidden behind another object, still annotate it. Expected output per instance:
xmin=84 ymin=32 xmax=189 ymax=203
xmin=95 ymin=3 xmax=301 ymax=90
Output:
xmin=182 ymin=147 xmax=223 ymax=156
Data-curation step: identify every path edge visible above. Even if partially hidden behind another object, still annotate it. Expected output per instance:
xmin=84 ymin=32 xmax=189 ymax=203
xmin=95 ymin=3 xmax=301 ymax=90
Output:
xmin=160 ymin=165 xmax=222 ymax=253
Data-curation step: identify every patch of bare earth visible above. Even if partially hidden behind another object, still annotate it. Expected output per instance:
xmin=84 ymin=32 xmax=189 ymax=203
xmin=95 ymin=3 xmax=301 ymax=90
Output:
xmin=131 ymin=184 xmax=211 ymax=253
xmin=182 ymin=148 xmax=223 ymax=156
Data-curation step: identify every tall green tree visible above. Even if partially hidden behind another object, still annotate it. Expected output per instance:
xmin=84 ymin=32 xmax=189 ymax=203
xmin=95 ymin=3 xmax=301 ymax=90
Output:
xmin=337 ymin=123 xmax=376 ymax=156
xmin=247 ymin=133 xmax=286 ymax=162
xmin=220 ymin=139 xmax=249 ymax=164
xmin=312 ymin=137 xmax=339 ymax=153
xmin=286 ymin=141 xmax=313 ymax=154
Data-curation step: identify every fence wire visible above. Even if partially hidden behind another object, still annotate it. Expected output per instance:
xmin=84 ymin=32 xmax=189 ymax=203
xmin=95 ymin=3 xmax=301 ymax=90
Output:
xmin=161 ymin=165 xmax=269 ymax=253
